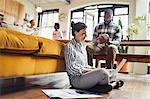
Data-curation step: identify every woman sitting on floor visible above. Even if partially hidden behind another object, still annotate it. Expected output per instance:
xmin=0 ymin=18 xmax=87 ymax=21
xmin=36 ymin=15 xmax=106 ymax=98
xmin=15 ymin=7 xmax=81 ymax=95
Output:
xmin=64 ymin=22 xmax=124 ymax=93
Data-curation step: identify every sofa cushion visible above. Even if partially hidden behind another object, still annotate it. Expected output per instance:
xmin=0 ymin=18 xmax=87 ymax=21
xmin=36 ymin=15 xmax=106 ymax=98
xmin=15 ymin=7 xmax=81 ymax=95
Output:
xmin=0 ymin=28 xmax=65 ymax=55
xmin=0 ymin=28 xmax=39 ymax=54
xmin=35 ymin=37 xmax=65 ymax=56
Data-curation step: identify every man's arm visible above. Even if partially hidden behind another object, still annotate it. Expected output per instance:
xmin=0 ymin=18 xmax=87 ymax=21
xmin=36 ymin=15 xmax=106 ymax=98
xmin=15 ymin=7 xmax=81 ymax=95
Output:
xmin=109 ymin=26 xmax=122 ymax=46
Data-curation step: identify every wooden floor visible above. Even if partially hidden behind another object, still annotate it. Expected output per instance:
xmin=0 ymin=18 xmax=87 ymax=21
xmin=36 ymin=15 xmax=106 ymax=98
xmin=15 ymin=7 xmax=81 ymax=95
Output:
xmin=1 ymin=73 xmax=150 ymax=99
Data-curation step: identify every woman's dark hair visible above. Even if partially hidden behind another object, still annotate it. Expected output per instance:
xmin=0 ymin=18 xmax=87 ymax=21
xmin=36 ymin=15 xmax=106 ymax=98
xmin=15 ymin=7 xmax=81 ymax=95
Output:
xmin=71 ymin=22 xmax=87 ymax=36
xmin=54 ymin=23 xmax=60 ymax=31
xmin=30 ymin=19 xmax=34 ymax=23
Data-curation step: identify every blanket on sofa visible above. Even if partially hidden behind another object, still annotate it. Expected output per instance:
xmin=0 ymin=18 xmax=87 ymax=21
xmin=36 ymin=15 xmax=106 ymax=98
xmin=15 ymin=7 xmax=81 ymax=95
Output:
xmin=0 ymin=28 xmax=65 ymax=56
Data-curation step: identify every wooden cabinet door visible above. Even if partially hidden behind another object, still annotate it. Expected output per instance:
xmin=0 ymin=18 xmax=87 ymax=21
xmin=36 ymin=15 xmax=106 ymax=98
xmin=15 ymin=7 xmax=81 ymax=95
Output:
xmin=0 ymin=0 xmax=5 ymax=14
xmin=18 ymin=3 xmax=25 ymax=19
xmin=5 ymin=0 xmax=12 ymax=14
xmin=12 ymin=0 xmax=19 ymax=17
xmin=0 ymin=0 xmax=25 ymax=24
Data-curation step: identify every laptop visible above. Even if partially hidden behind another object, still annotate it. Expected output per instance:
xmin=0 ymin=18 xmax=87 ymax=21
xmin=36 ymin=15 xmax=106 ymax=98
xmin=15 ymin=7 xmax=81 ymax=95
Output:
xmin=109 ymin=58 xmax=127 ymax=77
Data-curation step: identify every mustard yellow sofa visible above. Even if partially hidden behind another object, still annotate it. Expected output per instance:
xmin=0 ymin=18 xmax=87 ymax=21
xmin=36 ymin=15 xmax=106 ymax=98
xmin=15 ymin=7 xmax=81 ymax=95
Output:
xmin=0 ymin=28 xmax=66 ymax=78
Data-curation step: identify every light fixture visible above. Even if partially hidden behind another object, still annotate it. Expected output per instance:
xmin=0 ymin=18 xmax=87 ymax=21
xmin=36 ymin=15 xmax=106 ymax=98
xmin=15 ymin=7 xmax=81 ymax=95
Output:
xmin=35 ymin=0 xmax=42 ymax=13
xmin=36 ymin=6 xmax=42 ymax=13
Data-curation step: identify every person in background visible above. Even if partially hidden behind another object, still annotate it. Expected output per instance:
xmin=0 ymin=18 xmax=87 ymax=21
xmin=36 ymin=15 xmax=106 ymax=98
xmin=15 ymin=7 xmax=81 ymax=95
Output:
xmin=26 ymin=19 xmax=39 ymax=36
xmin=52 ymin=23 xmax=63 ymax=39
xmin=64 ymin=22 xmax=124 ymax=93
xmin=86 ymin=9 xmax=121 ymax=69
xmin=0 ymin=15 xmax=7 ymax=27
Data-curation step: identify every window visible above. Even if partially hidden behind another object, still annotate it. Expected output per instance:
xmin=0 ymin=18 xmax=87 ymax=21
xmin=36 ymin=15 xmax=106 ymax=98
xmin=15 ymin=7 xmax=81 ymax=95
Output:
xmin=72 ymin=12 xmax=83 ymax=19
xmin=71 ymin=11 xmax=84 ymax=23
xmin=71 ymin=4 xmax=129 ymax=40
xmin=115 ymin=7 xmax=128 ymax=15
xmin=98 ymin=6 xmax=129 ymax=34
xmin=100 ymin=12 xmax=104 ymax=16
xmin=85 ymin=12 xmax=94 ymax=40
xmin=114 ymin=7 xmax=129 ymax=39
xmin=71 ymin=9 xmax=98 ymax=40
xmin=38 ymin=9 xmax=59 ymax=39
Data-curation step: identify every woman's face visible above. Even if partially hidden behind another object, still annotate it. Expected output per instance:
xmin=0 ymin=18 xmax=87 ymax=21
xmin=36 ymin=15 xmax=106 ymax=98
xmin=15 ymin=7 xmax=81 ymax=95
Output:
xmin=31 ymin=20 xmax=35 ymax=26
xmin=75 ymin=28 xmax=87 ymax=42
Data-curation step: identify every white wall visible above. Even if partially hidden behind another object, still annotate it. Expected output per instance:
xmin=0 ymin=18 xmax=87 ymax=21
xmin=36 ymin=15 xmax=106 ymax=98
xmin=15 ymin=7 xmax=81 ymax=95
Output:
xmin=135 ymin=0 xmax=149 ymax=40
xmin=41 ymin=0 xmax=136 ymax=39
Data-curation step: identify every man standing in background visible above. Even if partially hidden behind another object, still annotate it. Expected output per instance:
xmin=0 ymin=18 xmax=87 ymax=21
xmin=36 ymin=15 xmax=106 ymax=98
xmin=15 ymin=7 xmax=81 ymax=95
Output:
xmin=87 ymin=9 xmax=121 ymax=69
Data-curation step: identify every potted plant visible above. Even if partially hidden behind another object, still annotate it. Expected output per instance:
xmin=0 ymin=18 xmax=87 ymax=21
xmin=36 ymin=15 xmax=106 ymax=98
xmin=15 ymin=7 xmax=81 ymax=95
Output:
xmin=118 ymin=16 xmax=150 ymax=53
